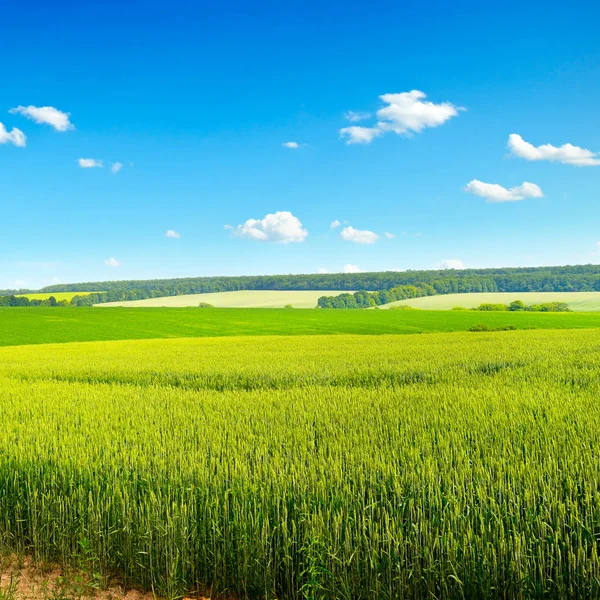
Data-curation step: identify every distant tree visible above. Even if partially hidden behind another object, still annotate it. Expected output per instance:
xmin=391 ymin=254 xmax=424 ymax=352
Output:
xmin=198 ymin=302 xmax=215 ymax=308
xmin=508 ymin=300 xmax=526 ymax=311
xmin=283 ymin=304 xmax=294 ymax=309
xmin=48 ymin=296 xmax=58 ymax=307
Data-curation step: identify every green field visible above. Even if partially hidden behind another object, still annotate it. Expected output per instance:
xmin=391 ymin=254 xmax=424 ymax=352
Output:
xmin=16 ymin=291 xmax=97 ymax=302
xmin=3 ymin=307 xmax=600 ymax=346
xmin=381 ymin=291 xmax=600 ymax=311
xmin=96 ymin=290 xmax=353 ymax=308
xmin=2 ymin=329 xmax=600 ymax=598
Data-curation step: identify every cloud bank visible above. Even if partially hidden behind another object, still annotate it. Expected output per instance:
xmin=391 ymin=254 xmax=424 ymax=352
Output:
xmin=340 ymin=226 xmax=379 ymax=244
xmin=78 ymin=158 xmax=103 ymax=168
xmin=104 ymin=257 xmax=121 ymax=267
xmin=233 ymin=211 xmax=308 ymax=243
xmin=439 ymin=259 xmax=464 ymax=270
xmin=0 ymin=123 xmax=26 ymax=146
xmin=340 ymin=90 xmax=463 ymax=144
xmin=10 ymin=105 xmax=74 ymax=132
xmin=508 ymin=134 xmax=600 ymax=167
xmin=464 ymin=179 xmax=543 ymax=203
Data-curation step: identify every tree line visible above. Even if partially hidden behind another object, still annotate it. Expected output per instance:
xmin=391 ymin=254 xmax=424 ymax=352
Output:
xmin=0 ymin=295 xmax=70 ymax=307
xmin=3 ymin=264 xmax=600 ymax=307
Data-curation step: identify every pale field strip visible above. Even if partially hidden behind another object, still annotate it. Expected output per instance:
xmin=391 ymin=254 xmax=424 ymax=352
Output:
xmin=380 ymin=291 xmax=600 ymax=311
xmin=95 ymin=290 xmax=354 ymax=308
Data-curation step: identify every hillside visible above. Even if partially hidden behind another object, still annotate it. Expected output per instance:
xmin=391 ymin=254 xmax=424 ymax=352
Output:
xmin=381 ymin=292 xmax=600 ymax=311
xmin=96 ymin=290 xmax=351 ymax=309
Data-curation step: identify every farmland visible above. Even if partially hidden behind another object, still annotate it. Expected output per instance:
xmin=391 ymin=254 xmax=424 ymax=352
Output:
xmin=381 ymin=291 xmax=600 ymax=311
xmin=2 ymin=329 xmax=600 ymax=598
xmin=96 ymin=290 xmax=352 ymax=308
xmin=3 ymin=307 xmax=600 ymax=347
xmin=16 ymin=292 xmax=98 ymax=302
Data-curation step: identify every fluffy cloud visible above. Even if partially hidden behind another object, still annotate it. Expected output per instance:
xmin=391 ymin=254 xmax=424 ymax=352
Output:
xmin=344 ymin=264 xmax=361 ymax=273
xmin=282 ymin=141 xmax=300 ymax=149
xmin=384 ymin=232 xmax=395 ymax=239
xmin=340 ymin=226 xmax=379 ymax=244
xmin=233 ymin=211 xmax=308 ymax=243
xmin=104 ymin=257 xmax=121 ymax=267
xmin=464 ymin=179 xmax=543 ymax=203
xmin=78 ymin=158 xmax=103 ymax=168
xmin=344 ymin=110 xmax=371 ymax=122
xmin=439 ymin=259 xmax=464 ymax=270
xmin=318 ymin=268 xmax=329 ymax=274
xmin=340 ymin=90 xmax=463 ymax=144
xmin=10 ymin=105 xmax=74 ymax=132
xmin=165 ymin=230 xmax=181 ymax=239
xmin=0 ymin=123 xmax=26 ymax=146
xmin=111 ymin=162 xmax=123 ymax=173
xmin=508 ymin=134 xmax=600 ymax=167
xmin=330 ymin=219 xmax=341 ymax=229
xmin=339 ymin=125 xmax=382 ymax=145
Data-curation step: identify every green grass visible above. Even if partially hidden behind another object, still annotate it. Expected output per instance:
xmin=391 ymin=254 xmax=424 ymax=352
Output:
xmin=381 ymin=291 xmax=600 ymax=310
xmin=97 ymin=290 xmax=353 ymax=308
xmin=16 ymin=292 xmax=98 ymax=302
xmin=3 ymin=307 xmax=600 ymax=346
xmin=2 ymin=329 xmax=600 ymax=598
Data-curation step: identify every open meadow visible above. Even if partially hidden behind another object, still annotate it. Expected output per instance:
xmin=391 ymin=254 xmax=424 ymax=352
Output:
xmin=381 ymin=291 xmax=600 ymax=311
xmin=2 ymin=328 xmax=600 ymax=599
xmin=3 ymin=307 xmax=600 ymax=346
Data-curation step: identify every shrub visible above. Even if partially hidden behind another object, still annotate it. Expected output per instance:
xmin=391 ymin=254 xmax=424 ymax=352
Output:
xmin=469 ymin=323 xmax=518 ymax=332
xmin=197 ymin=302 xmax=215 ymax=308
xmin=476 ymin=303 xmax=509 ymax=311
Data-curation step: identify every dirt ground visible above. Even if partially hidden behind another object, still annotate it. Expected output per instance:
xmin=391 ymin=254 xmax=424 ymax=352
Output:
xmin=0 ymin=556 xmax=212 ymax=600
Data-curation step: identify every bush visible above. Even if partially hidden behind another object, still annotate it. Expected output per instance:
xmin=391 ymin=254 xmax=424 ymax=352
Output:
xmin=529 ymin=302 xmax=571 ymax=312
xmin=388 ymin=305 xmax=420 ymax=311
xmin=451 ymin=306 xmax=467 ymax=311
xmin=469 ymin=323 xmax=518 ymax=332
xmin=476 ymin=303 xmax=509 ymax=311
xmin=198 ymin=302 xmax=215 ymax=308
xmin=284 ymin=304 xmax=294 ymax=309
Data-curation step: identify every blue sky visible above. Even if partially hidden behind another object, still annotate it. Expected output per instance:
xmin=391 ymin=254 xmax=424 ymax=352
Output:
xmin=2 ymin=0 xmax=600 ymax=289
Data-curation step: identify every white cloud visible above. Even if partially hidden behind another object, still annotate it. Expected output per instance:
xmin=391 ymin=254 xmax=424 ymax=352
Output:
xmin=8 ymin=280 xmax=26 ymax=288
xmin=340 ymin=226 xmax=379 ymax=244
xmin=340 ymin=90 xmax=463 ymax=144
xmin=344 ymin=264 xmax=361 ymax=273
xmin=0 ymin=123 xmax=26 ymax=147
xmin=339 ymin=125 xmax=382 ymax=145
xmin=384 ymin=232 xmax=395 ymax=239
xmin=439 ymin=259 xmax=464 ymax=270
xmin=104 ymin=257 xmax=121 ymax=267
xmin=330 ymin=219 xmax=341 ymax=229
xmin=508 ymin=133 xmax=600 ymax=167
xmin=111 ymin=162 xmax=123 ymax=173
xmin=282 ymin=141 xmax=300 ymax=149
xmin=318 ymin=268 xmax=329 ymax=274
xmin=10 ymin=105 xmax=74 ymax=132
xmin=165 ymin=230 xmax=181 ymax=239
xmin=464 ymin=179 xmax=543 ymax=203
xmin=78 ymin=158 xmax=103 ymax=168
xmin=233 ymin=211 xmax=308 ymax=243
xmin=344 ymin=110 xmax=371 ymax=122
